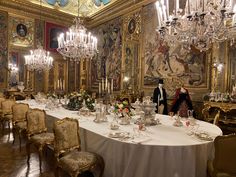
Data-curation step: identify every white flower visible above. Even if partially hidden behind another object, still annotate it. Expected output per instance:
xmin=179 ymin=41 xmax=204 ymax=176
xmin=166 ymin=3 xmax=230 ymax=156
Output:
xmin=118 ymin=104 xmax=124 ymax=109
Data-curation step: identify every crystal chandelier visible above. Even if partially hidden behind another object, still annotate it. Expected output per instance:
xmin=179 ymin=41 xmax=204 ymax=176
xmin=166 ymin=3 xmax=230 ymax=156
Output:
xmin=155 ymin=0 xmax=236 ymax=51
xmin=25 ymin=45 xmax=53 ymax=71
xmin=57 ymin=17 xmax=98 ymax=62
xmin=24 ymin=0 xmax=53 ymax=71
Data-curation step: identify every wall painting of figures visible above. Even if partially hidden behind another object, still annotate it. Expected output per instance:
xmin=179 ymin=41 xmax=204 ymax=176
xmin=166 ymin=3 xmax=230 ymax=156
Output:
xmin=91 ymin=17 xmax=122 ymax=91
xmin=142 ymin=3 xmax=209 ymax=96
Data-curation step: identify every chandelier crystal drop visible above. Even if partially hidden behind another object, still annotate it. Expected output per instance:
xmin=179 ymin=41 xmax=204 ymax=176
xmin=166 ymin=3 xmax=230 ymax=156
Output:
xmin=155 ymin=0 xmax=236 ymax=51
xmin=24 ymin=45 xmax=53 ymax=71
xmin=57 ymin=17 xmax=98 ymax=62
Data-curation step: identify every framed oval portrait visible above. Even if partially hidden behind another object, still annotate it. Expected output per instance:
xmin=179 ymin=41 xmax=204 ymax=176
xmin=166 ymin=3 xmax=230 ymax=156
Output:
xmin=128 ymin=18 xmax=136 ymax=34
xmin=16 ymin=24 xmax=27 ymax=37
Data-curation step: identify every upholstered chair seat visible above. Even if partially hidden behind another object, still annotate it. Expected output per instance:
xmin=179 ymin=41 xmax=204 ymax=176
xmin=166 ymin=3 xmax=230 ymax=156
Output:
xmin=54 ymin=117 xmax=104 ymax=177
xmin=207 ymin=134 xmax=236 ymax=177
xmin=0 ymin=99 xmax=15 ymax=133
xmin=4 ymin=114 xmax=13 ymax=120
xmin=26 ymin=108 xmax=54 ymax=171
xmin=30 ymin=132 xmax=54 ymax=146
xmin=58 ymin=150 xmax=98 ymax=173
xmin=15 ymin=121 xmax=27 ymax=130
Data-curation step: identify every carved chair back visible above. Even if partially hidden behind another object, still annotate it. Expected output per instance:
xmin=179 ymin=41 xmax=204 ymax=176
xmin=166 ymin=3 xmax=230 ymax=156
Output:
xmin=1 ymin=99 xmax=16 ymax=114
xmin=26 ymin=108 xmax=47 ymax=137
xmin=53 ymin=118 xmax=80 ymax=158
xmin=12 ymin=103 xmax=29 ymax=124
xmin=213 ymin=134 xmax=236 ymax=174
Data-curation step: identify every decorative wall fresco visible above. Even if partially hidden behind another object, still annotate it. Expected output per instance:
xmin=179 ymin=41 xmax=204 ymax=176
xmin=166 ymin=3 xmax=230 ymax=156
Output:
xmin=0 ymin=11 xmax=8 ymax=89
xmin=29 ymin=0 xmax=114 ymax=16
xmin=9 ymin=16 xmax=34 ymax=47
xmin=92 ymin=17 xmax=122 ymax=91
xmin=142 ymin=4 xmax=208 ymax=92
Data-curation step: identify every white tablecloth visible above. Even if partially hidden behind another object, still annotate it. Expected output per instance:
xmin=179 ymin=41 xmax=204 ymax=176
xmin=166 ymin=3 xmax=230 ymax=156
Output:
xmin=20 ymin=100 xmax=222 ymax=177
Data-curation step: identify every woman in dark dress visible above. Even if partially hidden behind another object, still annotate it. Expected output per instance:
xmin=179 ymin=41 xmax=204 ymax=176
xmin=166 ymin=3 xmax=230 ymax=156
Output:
xmin=170 ymin=85 xmax=194 ymax=117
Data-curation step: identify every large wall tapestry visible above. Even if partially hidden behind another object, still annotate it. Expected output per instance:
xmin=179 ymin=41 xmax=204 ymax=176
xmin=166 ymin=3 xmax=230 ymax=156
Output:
xmin=92 ymin=17 xmax=122 ymax=91
xmin=9 ymin=16 xmax=34 ymax=47
xmin=0 ymin=11 xmax=8 ymax=89
xmin=142 ymin=3 xmax=208 ymax=92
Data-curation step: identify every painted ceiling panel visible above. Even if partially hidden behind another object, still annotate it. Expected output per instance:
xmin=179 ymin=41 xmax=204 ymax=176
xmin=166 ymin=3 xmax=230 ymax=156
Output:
xmin=27 ymin=0 xmax=117 ymax=16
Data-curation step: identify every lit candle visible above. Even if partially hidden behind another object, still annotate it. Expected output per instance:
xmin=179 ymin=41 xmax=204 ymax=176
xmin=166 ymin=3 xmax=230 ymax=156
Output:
xmin=162 ymin=5 xmax=167 ymax=21
xmin=176 ymin=0 xmax=179 ymax=13
xmin=107 ymin=82 xmax=110 ymax=94
xmin=101 ymin=78 xmax=104 ymax=92
xmin=159 ymin=6 xmax=163 ymax=22
xmin=202 ymin=0 xmax=204 ymax=12
xmin=166 ymin=0 xmax=169 ymax=19
xmin=57 ymin=79 xmax=60 ymax=89
xmin=105 ymin=77 xmax=108 ymax=91
xmin=233 ymin=5 xmax=236 ymax=26
xmin=98 ymin=82 xmax=101 ymax=94
xmin=155 ymin=2 xmax=161 ymax=27
xmin=111 ymin=79 xmax=113 ymax=93
xmin=188 ymin=0 xmax=190 ymax=14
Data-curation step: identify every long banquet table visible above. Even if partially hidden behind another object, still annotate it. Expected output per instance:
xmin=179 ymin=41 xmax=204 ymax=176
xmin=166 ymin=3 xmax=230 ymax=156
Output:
xmin=20 ymin=100 xmax=222 ymax=177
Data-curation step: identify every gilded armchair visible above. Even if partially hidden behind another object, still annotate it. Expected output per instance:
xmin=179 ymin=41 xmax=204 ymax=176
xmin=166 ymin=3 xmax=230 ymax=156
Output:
xmin=12 ymin=103 xmax=29 ymax=150
xmin=26 ymin=108 xmax=54 ymax=171
xmin=0 ymin=99 xmax=16 ymax=133
xmin=53 ymin=117 xmax=104 ymax=177
xmin=207 ymin=134 xmax=236 ymax=177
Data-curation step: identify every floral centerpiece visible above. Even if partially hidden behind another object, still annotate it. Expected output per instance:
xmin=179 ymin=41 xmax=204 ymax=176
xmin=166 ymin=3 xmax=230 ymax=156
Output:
xmin=66 ymin=90 xmax=95 ymax=111
xmin=113 ymin=100 xmax=134 ymax=117
xmin=46 ymin=92 xmax=58 ymax=99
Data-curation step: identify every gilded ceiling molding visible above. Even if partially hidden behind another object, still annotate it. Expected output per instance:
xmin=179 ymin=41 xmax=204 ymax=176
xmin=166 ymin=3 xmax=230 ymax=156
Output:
xmin=87 ymin=0 xmax=156 ymax=28
xmin=0 ymin=0 xmax=73 ymax=26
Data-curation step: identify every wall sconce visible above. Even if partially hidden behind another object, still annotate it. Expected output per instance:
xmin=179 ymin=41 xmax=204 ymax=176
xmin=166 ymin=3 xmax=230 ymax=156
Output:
xmin=123 ymin=76 xmax=130 ymax=82
xmin=8 ymin=63 xmax=19 ymax=73
xmin=213 ymin=62 xmax=224 ymax=73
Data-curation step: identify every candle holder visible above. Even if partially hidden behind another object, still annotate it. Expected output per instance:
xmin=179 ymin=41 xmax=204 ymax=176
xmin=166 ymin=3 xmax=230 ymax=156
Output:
xmin=55 ymin=89 xmax=65 ymax=104
xmin=98 ymin=77 xmax=114 ymax=114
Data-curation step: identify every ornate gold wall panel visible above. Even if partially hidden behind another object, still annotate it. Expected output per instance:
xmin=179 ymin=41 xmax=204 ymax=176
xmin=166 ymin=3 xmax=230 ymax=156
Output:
xmin=123 ymin=11 xmax=141 ymax=41
xmin=8 ymin=15 xmax=34 ymax=47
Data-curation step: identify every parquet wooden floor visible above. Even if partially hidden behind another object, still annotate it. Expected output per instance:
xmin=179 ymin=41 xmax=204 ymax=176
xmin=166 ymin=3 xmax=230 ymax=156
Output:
xmin=0 ymin=128 xmax=93 ymax=177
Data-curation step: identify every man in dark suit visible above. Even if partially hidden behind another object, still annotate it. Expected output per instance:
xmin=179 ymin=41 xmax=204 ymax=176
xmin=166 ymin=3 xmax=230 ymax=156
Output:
xmin=153 ymin=79 xmax=168 ymax=115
